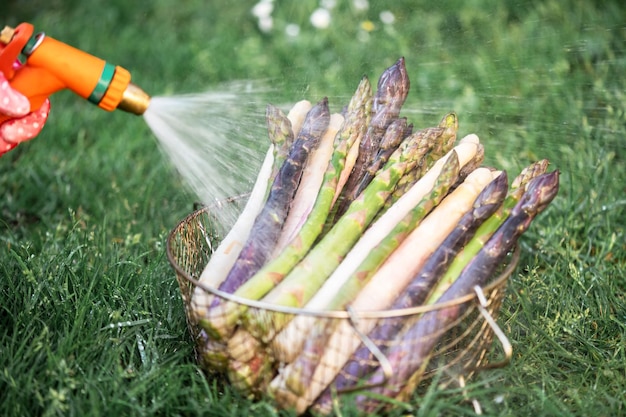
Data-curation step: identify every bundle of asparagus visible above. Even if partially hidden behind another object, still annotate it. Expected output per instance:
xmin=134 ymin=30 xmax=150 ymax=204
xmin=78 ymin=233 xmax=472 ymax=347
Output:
xmin=188 ymin=57 xmax=559 ymax=415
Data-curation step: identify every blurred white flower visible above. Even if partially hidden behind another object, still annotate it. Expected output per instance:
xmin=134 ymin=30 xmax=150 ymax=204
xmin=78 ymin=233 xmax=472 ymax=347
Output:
xmin=321 ymin=0 xmax=337 ymax=9
xmin=380 ymin=10 xmax=395 ymax=25
xmin=252 ymin=0 xmax=274 ymax=19
xmin=285 ymin=23 xmax=300 ymax=37
xmin=258 ymin=16 xmax=274 ymax=33
xmin=310 ymin=8 xmax=331 ymax=29
xmin=353 ymin=0 xmax=369 ymax=11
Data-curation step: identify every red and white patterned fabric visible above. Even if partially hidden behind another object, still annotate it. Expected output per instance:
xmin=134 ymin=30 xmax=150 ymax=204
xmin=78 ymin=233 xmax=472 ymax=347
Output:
xmin=0 ymin=71 xmax=50 ymax=156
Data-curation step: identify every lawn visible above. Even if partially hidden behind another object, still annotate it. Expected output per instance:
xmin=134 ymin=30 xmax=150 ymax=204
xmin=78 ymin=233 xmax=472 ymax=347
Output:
xmin=1 ymin=0 xmax=625 ymax=416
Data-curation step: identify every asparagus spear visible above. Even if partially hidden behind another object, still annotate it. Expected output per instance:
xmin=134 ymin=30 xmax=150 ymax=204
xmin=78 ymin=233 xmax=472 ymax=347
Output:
xmin=511 ymin=159 xmax=550 ymax=189
xmin=190 ymin=144 xmax=276 ymax=355
xmin=334 ymin=57 xmax=410 ymax=218
xmin=352 ymin=117 xmax=409 ymax=198
xmin=441 ymin=159 xmax=549 ymax=285
xmin=199 ymin=98 xmax=330 ymax=340
xmin=435 ymin=112 xmax=459 ymax=156
xmin=266 ymin=104 xmax=296 ymax=188
xmin=312 ymin=171 xmax=509 ymax=408
xmin=195 ymin=329 xmax=229 ymax=372
xmin=356 ymin=170 xmax=560 ymax=412
xmin=386 ymin=126 xmax=440 ymax=202
xmin=247 ymin=123 xmax=433 ymax=341
xmin=270 ymin=167 xmax=497 ymax=414
xmin=388 ymin=112 xmax=458 ymax=209
xmin=333 ymin=78 xmax=373 ymax=206
xmin=281 ymin=152 xmax=460 ymax=386
xmin=286 ymin=99 xmax=312 ymax=138
xmin=410 ymin=111 xmax=457 ymax=174
xmin=454 ymin=143 xmax=485 ymax=188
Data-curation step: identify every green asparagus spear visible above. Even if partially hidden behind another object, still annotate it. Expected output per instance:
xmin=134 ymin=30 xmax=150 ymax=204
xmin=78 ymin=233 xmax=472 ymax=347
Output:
xmin=387 ymin=112 xmax=458 ymax=207
xmin=422 ymin=112 xmax=458 ymax=175
xmin=388 ymin=126 xmax=440 ymax=198
xmin=265 ymin=104 xmax=295 ymax=189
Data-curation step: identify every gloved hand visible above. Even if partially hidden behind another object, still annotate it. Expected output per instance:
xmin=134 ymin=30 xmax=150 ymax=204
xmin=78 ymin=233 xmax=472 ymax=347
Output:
xmin=0 ymin=71 xmax=50 ymax=156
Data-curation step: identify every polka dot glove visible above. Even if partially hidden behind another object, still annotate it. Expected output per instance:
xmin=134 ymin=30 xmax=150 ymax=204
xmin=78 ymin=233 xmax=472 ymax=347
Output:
xmin=0 ymin=71 xmax=50 ymax=156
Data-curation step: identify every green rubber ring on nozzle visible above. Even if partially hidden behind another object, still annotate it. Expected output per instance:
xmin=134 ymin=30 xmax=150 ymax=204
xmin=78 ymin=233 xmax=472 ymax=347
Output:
xmin=18 ymin=32 xmax=45 ymax=65
xmin=88 ymin=62 xmax=116 ymax=105
xmin=22 ymin=32 xmax=45 ymax=56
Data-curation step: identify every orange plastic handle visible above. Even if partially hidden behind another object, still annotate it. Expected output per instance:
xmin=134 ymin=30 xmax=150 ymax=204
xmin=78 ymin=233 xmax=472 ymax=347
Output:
xmin=0 ymin=23 xmax=33 ymax=78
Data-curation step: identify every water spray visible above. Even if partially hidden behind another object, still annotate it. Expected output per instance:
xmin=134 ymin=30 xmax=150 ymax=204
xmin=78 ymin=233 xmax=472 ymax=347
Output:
xmin=0 ymin=22 xmax=151 ymax=124
xmin=1 ymin=22 xmax=271 ymax=224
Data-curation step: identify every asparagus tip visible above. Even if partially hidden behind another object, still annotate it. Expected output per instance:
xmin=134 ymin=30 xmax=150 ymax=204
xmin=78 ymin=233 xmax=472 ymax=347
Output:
xmin=521 ymin=170 xmax=560 ymax=214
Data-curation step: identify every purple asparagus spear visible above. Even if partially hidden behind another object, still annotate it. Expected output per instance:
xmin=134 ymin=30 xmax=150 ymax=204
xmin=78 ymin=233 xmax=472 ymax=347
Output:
xmin=334 ymin=57 xmax=410 ymax=218
xmin=214 ymin=98 xmax=330 ymax=298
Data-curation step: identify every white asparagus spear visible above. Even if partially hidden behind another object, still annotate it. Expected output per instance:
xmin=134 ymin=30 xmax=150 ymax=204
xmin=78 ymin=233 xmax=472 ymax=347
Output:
xmin=287 ymin=100 xmax=312 ymax=138
xmin=191 ymin=145 xmax=275 ymax=320
xmin=273 ymin=113 xmax=345 ymax=254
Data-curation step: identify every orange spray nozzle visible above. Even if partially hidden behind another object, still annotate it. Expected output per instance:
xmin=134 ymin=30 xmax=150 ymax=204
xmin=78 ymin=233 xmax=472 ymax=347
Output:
xmin=0 ymin=23 xmax=151 ymax=124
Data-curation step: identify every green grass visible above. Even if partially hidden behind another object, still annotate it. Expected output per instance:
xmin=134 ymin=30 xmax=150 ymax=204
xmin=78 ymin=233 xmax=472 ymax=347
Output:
xmin=1 ymin=0 xmax=625 ymax=416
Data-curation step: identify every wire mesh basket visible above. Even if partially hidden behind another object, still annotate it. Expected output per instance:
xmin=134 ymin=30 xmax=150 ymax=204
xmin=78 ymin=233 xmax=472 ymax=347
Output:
xmin=167 ymin=201 xmax=519 ymax=415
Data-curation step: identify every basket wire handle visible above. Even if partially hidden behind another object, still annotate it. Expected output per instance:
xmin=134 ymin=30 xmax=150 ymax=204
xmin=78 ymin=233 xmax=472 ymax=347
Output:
xmin=472 ymin=285 xmax=512 ymax=370
xmin=337 ymin=305 xmax=394 ymax=393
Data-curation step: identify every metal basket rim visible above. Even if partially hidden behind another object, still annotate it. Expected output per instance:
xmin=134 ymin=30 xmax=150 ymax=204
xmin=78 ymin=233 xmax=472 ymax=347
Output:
xmin=166 ymin=204 xmax=519 ymax=320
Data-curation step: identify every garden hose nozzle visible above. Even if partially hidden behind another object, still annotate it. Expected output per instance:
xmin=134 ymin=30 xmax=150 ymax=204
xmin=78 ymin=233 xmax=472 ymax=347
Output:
xmin=0 ymin=23 xmax=151 ymax=124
